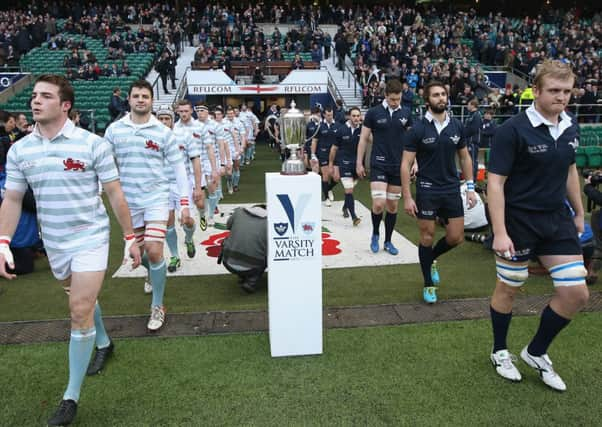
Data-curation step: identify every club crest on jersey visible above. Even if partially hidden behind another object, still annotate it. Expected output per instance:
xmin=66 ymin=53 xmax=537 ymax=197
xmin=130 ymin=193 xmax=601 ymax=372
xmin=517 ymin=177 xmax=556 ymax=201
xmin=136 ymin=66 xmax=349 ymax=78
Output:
xmin=192 ymin=132 xmax=201 ymax=139
xmin=568 ymin=138 xmax=579 ymax=151
xmin=145 ymin=140 xmax=160 ymax=151
xmin=399 ymin=117 xmax=408 ymax=126
xmin=63 ymin=158 xmax=86 ymax=171
xmin=274 ymin=222 xmax=288 ymax=236
xmin=179 ymin=144 xmax=185 ymax=151
xmin=450 ymin=135 xmax=460 ymax=145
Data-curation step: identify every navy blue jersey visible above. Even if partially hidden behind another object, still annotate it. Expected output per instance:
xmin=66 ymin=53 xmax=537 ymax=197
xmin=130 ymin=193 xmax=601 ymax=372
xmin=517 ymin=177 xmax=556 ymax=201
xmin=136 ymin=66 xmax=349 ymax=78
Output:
xmin=305 ymin=119 xmax=319 ymax=151
xmin=404 ymin=115 xmax=466 ymax=195
xmin=315 ymin=120 xmax=339 ymax=158
xmin=488 ymin=110 xmax=579 ymax=212
xmin=363 ymin=102 xmax=412 ymax=167
xmin=334 ymin=123 xmax=361 ymax=163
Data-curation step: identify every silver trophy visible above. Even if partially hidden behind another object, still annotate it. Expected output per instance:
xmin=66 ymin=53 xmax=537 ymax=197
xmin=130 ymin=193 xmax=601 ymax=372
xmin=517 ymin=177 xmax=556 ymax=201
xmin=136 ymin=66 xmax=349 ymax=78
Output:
xmin=265 ymin=100 xmax=320 ymax=175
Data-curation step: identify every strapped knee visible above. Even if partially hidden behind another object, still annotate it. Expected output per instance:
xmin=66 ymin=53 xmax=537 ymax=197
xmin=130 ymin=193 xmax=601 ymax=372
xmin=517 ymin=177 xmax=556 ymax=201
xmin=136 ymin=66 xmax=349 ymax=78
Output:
xmin=386 ymin=192 xmax=401 ymax=200
xmin=341 ymin=177 xmax=355 ymax=190
xmin=496 ymin=260 xmax=528 ymax=287
xmin=134 ymin=230 xmax=145 ymax=247
xmin=371 ymin=190 xmax=386 ymax=200
xmin=144 ymin=223 xmax=167 ymax=243
xmin=549 ymin=261 xmax=587 ymax=287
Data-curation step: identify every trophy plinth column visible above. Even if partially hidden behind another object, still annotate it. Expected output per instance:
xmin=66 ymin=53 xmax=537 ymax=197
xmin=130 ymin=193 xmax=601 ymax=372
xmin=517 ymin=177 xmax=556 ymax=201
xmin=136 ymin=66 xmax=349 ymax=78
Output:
xmin=266 ymin=172 xmax=323 ymax=357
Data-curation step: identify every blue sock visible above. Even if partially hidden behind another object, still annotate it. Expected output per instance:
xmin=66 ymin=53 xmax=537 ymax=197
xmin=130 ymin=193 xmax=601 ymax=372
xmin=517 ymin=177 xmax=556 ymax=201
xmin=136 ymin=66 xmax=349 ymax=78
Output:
xmin=216 ymin=179 xmax=223 ymax=200
xmin=93 ymin=302 xmax=110 ymax=349
xmin=226 ymin=175 xmax=233 ymax=187
xmin=183 ymin=223 xmax=195 ymax=243
xmin=245 ymin=146 xmax=252 ymax=162
xmin=233 ymin=170 xmax=240 ymax=187
xmin=165 ymin=226 xmax=178 ymax=258
xmin=141 ymin=251 xmax=149 ymax=270
xmin=208 ymin=193 xmax=218 ymax=218
xmin=150 ymin=259 xmax=167 ymax=307
xmin=251 ymin=144 xmax=256 ymax=158
xmin=63 ymin=327 xmax=96 ymax=402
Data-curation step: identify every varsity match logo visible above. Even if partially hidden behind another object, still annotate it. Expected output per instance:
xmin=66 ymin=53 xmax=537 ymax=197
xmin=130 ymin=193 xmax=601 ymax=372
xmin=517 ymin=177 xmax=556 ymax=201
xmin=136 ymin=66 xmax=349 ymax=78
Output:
xmin=276 ymin=193 xmax=311 ymax=234
xmin=145 ymin=140 xmax=160 ymax=151
xmin=450 ymin=135 xmax=461 ymax=145
xmin=63 ymin=158 xmax=86 ymax=171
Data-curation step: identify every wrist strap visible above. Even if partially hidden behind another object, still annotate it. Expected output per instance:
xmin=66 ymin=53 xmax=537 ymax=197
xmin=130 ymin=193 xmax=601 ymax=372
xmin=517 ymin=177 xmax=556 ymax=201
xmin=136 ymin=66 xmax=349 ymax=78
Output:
xmin=0 ymin=235 xmax=11 ymax=245
xmin=124 ymin=233 xmax=135 ymax=241
xmin=466 ymin=180 xmax=475 ymax=191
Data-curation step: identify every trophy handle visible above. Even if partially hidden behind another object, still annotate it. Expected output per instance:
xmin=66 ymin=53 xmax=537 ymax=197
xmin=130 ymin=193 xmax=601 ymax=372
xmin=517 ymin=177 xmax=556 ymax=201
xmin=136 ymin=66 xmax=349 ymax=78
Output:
xmin=304 ymin=115 xmax=321 ymax=143
xmin=264 ymin=114 xmax=282 ymax=144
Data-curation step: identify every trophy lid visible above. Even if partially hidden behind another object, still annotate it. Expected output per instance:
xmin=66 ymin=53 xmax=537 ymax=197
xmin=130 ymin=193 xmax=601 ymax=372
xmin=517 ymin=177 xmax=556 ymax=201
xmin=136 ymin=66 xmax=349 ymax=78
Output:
xmin=283 ymin=100 xmax=304 ymax=119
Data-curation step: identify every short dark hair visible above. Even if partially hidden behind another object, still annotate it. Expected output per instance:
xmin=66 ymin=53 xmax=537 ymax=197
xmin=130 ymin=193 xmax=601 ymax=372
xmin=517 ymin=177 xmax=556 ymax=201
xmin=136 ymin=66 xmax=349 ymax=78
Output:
xmin=176 ymin=99 xmax=193 ymax=108
xmin=385 ymin=79 xmax=402 ymax=95
xmin=424 ymin=80 xmax=447 ymax=99
xmin=34 ymin=74 xmax=75 ymax=111
xmin=128 ymin=80 xmax=153 ymax=98
xmin=348 ymin=106 xmax=361 ymax=115
xmin=323 ymin=106 xmax=334 ymax=113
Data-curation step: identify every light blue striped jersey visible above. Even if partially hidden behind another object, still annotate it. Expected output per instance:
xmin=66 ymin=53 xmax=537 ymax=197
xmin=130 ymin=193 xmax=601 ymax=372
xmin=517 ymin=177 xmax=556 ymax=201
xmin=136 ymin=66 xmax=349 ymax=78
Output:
xmin=232 ymin=118 xmax=247 ymax=143
xmin=171 ymin=119 xmax=202 ymax=179
xmin=239 ymin=111 xmax=259 ymax=140
xmin=195 ymin=119 xmax=217 ymax=172
xmin=215 ymin=118 xmax=238 ymax=151
xmin=199 ymin=118 xmax=221 ymax=165
xmin=104 ymin=113 xmax=184 ymax=209
xmin=5 ymin=119 xmax=118 ymax=253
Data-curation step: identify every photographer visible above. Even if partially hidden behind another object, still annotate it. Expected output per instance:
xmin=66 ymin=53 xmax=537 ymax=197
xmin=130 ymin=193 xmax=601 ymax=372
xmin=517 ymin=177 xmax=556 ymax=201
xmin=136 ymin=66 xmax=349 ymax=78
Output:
xmin=219 ymin=204 xmax=267 ymax=293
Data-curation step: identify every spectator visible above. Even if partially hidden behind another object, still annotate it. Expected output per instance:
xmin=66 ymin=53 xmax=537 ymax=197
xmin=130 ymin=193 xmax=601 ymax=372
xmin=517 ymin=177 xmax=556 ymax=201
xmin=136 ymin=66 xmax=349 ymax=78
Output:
xmin=108 ymin=87 xmax=127 ymax=122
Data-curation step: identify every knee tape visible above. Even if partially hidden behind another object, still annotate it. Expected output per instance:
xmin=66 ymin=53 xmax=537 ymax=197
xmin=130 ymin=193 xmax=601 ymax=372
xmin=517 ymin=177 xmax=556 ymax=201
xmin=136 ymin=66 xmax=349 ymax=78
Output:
xmin=386 ymin=192 xmax=401 ymax=200
xmin=549 ymin=261 xmax=587 ymax=287
xmin=134 ymin=230 xmax=145 ymax=247
xmin=144 ymin=223 xmax=167 ymax=243
xmin=341 ymin=177 xmax=355 ymax=190
xmin=496 ymin=260 xmax=528 ymax=287
xmin=371 ymin=190 xmax=386 ymax=200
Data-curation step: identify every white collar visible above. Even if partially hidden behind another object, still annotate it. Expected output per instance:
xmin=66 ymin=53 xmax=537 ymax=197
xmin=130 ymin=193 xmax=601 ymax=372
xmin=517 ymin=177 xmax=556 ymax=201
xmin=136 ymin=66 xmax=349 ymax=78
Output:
xmin=525 ymin=104 xmax=571 ymax=128
xmin=424 ymin=111 xmax=450 ymax=126
xmin=122 ymin=113 xmax=162 ymax=129
xmin=33 ymin=118 xmax=76 ymax=141
xmin=382 ymin=99 xmax=401 ymax=113
xmin=346 ymin=120 xmax=360 ymax=130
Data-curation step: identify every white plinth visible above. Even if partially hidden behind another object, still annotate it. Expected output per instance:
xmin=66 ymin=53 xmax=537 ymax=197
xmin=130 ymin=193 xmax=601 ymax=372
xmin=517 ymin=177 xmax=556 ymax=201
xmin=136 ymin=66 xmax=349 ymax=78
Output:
xmin=266 ymin=172 xmax=323 ymax=357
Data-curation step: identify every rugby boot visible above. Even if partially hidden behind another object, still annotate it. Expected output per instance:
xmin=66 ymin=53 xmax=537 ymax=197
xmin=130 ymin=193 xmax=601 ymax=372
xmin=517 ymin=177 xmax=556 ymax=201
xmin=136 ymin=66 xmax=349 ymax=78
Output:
xmin=199 ymin=216 xmax=208 ymax=231
xmin=147 ymin=305 xmax=166 ymax=331
xmin=185 ymin=240 xmax=196 ymax=258
xmin=87 ymin=340 xmax=114 ymax=376
xmin=47 ymin=399 xmax=77 ymax=426
xmin=423 ymin=286 xmax=437 ymax=304
xmin=520 ymin=347 xmax=566 ymax=391
xmin=370 ymin=234 xmax=380 ymax=253
xmin=384 ymin=241 xmax=399 ymax=255
xmin=490 ymin=349 xmax=522 ymax=382
xmin=167 ymin=256 xmax=181 ymax=273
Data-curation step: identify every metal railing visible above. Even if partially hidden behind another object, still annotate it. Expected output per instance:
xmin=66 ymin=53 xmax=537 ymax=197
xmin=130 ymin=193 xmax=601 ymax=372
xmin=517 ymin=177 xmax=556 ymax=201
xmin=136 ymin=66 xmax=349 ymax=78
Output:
xmin=173 ymin=66 xmax=190 ymax=104
xmin=326 ymin=71 xmax=348 ymax=111
xmin=409 ymin=103 xmax=602 ymax=123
